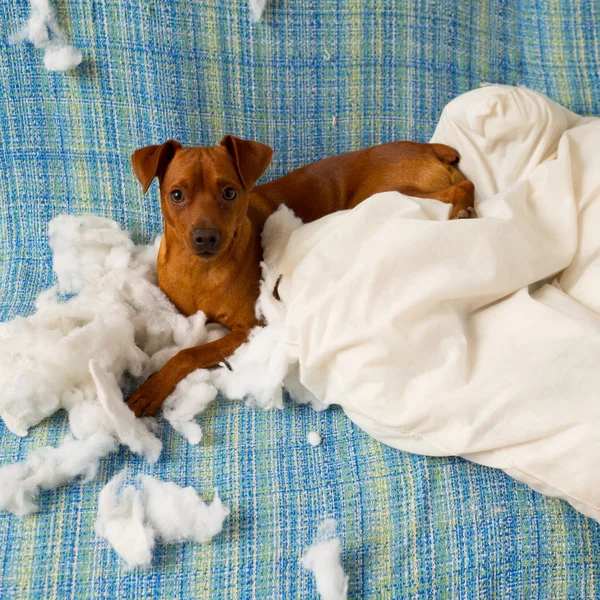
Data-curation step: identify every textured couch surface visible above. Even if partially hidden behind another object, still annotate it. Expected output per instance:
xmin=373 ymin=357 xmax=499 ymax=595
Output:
xmin=1 ymin=1 xmax=599 ymax=597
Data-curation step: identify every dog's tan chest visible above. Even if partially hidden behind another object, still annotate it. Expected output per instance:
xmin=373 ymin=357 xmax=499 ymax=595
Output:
xmin=157 ymin=241 xmax=260 ymax=330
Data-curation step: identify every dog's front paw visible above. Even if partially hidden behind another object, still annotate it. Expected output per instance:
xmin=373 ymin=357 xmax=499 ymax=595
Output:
xmin=126 ymin=376 xmax=167 ymax=418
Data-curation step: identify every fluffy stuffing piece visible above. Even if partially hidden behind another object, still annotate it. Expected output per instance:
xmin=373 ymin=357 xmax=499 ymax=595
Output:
xmin=213 ymin=205 xmax=326 ymax=412
xmin=249 ymin=0 xmax=268 ymax=22
xmin=302 ymin=519 xmax=349 ymax=600
xmin=0 ymin=215 xmax=202 ymax=438
xmin=0 ymin=209 xmax=319 ymax=519
xmin=162 ymin=370 xmax=218 ymax=445
xmin=307 ymin=431 xmax=322 ymax=447
xmin=9 ymin=0 xmax=82 ymax=71
xmin=140 ymin=475 xmax=229 ymax=544
xmin=49 ymin=215 xmax=135 ymax=294
xmin=95 ymin=469 xmax=155 ymax=570
xmin=95 ymin=470 xmax=229 ymax=568
xmin=0 ymin=433 xmax=117 ymax=516
xmin=89 ymin=360 xmax=162 ymax=463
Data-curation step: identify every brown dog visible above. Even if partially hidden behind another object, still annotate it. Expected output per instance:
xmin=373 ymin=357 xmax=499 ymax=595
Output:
xmin=126 ymin=136 xmax=475 ymax=416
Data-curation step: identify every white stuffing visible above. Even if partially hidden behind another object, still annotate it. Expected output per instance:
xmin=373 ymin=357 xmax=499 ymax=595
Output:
xmin=90 ymin=359 xmax=162 ymax=463
xmin=0 ymin=215 xmax=209 ymax=439
xmin=307 ymin=432 xmax=322 ymax=447
xmin=213 ymin=205 xmax=304 ymax=409
xmin=0 ymin=280 xmax=147 ymax=437
xmin=0 ymin=433 xmax=116 ymax=516
xmin=9 ymin=0 xmax=82 ymax=71
xmin=302 ymin=519 xmax=349 ymax=600
xmin=95 ymin=469 xmax=155 ymax=570
xmin=143 ymin=309 xmax=209 ymax=375
xmin=140 ymin=475 xmax=229 ymax=544
xmin=0 ymin=208 xmax=318 ymax=516
xmin=249 ymin=0 xmax=268 ymax=22
xmin=0 ymin=463 xmax=32 ymax=516
xmin=205 ymin=322 xmax=229 ymax=343
xmin=0 ymin=211 xmax=310 ymax=440
xmin=68 ymin=397 xmax=113 ymax=440
xmin=95 ymin=471 xmax=229 ymax=568
xmin=49 ymin=215 xmax=134 ymax=294
xmin=213 ymin=324 xmax=287 ymax=409
xmin=42 ymin=44 xmax=82 ymax=71
xmin=162 ymin=370 xmax=218 ymax=445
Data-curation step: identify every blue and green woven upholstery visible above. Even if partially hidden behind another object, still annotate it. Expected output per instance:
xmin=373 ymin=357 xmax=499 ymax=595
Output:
xmin=1 ymin=1 xmax=599 ymax=597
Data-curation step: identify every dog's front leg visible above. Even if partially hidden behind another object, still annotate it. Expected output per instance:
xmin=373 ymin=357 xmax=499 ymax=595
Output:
xmin=126 ymin=326 xmax=249 ymax=417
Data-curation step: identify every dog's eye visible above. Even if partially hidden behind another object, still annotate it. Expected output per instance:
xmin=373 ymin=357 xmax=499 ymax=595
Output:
xmin=222 ymin=187 xmax=237 ymax=201
xmin=170 ymin=190 xmax=184 ymax=203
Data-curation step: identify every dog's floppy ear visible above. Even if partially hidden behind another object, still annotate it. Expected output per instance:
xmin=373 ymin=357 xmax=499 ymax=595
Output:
xmin=220 ymin=135 xmax=273 ymax=189
xmin=131 ymin=140 xmax=182 ymax=194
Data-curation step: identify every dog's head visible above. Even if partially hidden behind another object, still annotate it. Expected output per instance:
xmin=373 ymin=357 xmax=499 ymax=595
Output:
xmin=132 ymin=135 xmax=273 ymax=259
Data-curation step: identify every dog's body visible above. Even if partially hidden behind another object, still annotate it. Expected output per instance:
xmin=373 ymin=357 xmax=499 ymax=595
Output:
xmin=127 ymin=137 xmax=475 ymax=416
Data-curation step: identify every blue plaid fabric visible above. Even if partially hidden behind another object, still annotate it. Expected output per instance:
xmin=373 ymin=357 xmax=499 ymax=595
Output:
xmin=1 ymin=0 xmax=599 ymax=597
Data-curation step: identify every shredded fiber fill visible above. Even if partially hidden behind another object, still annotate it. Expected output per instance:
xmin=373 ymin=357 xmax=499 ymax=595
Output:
xmin=90 ymin=359 xmax=162 ymax=463
xmin=95 ymin=469 xmax=229 ymax=568
xmin=307 ymin=432 xmax=322 ymax=447
xmin=0 ymin=433 xmax=117 ymax=516
xmin=249 ymin=0 xmax=268 ymax=22
xmin=302 ymin=519 xmax=349 ymax=600
xmin=0 ymin=208 xmax=316 ymax=519
xmin=95 ymin=469 xmax=155 ymax=569
xmin=162 ymin=370 xmax=218 ymax=445
xmin=141 ymin=475 xmax=229 ymax=544
xmin=9 ymin=0 xmax=82 ymax=71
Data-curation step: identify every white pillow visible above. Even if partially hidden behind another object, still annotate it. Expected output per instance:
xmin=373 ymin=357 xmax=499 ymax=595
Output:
xmin=277 ymin=86 xmax=600 ymax=522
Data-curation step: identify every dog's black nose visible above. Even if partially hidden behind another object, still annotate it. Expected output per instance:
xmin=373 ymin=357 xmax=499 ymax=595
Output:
xmin=192 ymin=228 xmax=220 ymax=253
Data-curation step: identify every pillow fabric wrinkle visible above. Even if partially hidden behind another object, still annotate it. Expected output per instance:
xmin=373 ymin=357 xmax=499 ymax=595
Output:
xmin=277 ymin=86 xmax=600 ymax=522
